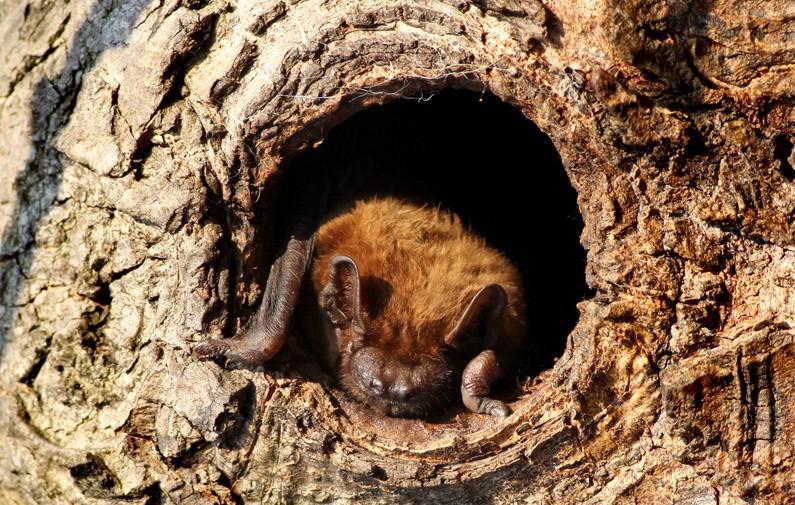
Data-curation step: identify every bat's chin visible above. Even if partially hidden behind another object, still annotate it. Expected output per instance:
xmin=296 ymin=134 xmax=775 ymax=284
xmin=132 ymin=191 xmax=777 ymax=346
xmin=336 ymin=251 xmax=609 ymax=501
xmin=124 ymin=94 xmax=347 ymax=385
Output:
xmin=385 ymin=402 xmax=424 ymax=418
xmin=358 ymin=391 xmax=430 ymax=418
xmin=342 ymin=379 xmax=447 ymax=418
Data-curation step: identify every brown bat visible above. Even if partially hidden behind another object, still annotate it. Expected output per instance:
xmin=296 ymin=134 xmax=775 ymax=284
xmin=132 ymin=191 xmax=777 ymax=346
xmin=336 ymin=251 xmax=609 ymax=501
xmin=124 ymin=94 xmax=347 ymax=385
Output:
xmin=194 ymin=193 xmax=527 ymax=418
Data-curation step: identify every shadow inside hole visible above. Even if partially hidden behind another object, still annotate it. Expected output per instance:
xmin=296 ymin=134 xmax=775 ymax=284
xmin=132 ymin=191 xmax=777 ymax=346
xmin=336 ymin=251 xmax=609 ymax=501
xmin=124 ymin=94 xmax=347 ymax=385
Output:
xmin=267 ymin=88 xmax=586 ymax=411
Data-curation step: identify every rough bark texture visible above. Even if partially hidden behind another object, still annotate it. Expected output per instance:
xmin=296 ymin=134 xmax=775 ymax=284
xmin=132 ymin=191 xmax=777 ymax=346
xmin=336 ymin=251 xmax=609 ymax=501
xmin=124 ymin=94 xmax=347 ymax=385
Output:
xmin=1 ymin=0 xmax=795 ymax=503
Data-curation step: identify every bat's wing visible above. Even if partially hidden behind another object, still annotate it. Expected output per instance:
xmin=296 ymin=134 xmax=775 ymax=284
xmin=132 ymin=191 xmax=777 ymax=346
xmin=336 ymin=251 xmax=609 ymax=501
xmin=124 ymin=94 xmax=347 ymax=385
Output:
xmin=193 ymin=168 xmax=328 ymax=367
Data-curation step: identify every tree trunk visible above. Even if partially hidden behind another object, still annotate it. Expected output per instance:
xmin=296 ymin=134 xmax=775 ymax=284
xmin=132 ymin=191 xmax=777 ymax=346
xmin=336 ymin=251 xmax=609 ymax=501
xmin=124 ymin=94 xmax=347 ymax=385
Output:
xmin=1 ymin=0 xmax=794 ymax=503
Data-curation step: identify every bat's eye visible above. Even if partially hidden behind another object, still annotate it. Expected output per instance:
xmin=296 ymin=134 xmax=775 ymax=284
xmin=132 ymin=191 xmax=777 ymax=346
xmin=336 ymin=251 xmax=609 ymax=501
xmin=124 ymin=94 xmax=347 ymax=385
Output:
xmin=369 ymin=378 xmax=384 ymax=395
xmin=351 ymin=346 xmax=385 ymax=390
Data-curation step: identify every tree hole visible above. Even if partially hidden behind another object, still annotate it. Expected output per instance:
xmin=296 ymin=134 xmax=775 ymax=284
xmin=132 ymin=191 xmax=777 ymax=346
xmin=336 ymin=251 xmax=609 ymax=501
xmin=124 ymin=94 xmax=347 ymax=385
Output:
xmin=264 ymin=88 xmax=585 ymax=413
xmin=774 ymin=134 xmax=795 ymax=181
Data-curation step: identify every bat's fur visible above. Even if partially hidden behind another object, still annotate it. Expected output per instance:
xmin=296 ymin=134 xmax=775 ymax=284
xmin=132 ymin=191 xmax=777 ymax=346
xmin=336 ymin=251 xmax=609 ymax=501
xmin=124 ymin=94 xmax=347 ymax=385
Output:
xmin=302 ymin=197 xmax=527 ymax=417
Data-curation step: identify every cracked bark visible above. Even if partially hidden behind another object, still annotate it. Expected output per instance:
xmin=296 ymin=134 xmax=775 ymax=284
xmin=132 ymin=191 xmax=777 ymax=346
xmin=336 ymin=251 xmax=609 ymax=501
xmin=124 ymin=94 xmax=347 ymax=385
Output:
xmin=1 ymin=0 xmax=795 ymax=503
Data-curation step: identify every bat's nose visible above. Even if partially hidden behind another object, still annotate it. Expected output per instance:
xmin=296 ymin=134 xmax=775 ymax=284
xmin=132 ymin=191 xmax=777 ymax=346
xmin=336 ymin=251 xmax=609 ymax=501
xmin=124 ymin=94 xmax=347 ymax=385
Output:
xmin=351 ymin=349 xmax=418 ymax=403
xmin=366 ymin=377 xmax=412 ymax=401
xmin=389 ymin=377 xmax=413 ymax=401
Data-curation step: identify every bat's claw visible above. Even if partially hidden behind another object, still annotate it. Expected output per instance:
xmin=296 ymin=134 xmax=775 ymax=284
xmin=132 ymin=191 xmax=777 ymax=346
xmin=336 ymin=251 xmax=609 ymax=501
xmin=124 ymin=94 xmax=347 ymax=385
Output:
xmin=463 ymin=394 xmax=511 ymax=417
xmin=461 ymin=350 xmax=511 ymax=417
xmin=193 ymin=337 xmax=277 ymax=369
xmin=193 ymin=339 xmax=231 ymax=360
xmin=481 ymin=398 xmax=511 ymax=418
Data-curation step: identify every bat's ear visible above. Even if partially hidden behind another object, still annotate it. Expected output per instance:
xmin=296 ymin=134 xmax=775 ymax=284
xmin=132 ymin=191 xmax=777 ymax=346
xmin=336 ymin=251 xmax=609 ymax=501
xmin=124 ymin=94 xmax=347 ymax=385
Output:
xmin=320 ymin=255 xmax=365 ymax=336
xmin=444 ymin=284 xmax=507 ymax=352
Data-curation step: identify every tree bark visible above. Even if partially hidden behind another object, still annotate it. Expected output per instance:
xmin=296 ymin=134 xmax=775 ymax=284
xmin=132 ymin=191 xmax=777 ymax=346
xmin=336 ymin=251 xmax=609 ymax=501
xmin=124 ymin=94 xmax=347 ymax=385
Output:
xmin=1 ymin=0 xmax=794 ymax=503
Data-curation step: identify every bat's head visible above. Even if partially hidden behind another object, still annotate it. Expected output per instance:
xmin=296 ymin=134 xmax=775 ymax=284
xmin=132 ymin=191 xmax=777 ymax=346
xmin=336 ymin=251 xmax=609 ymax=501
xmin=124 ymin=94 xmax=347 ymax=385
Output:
xmin=319 ymin=256 xmax=499 ymax=417
xmin=338 ymin=341 xmax=454 ymax=417
xmin=319 ymin=256 xmax=455 ymax=416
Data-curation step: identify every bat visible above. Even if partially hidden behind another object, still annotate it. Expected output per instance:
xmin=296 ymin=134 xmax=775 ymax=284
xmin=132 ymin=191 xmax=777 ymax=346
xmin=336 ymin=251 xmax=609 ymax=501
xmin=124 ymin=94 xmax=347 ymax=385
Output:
xmin=194 ymin=173 xmax=527 ymax=418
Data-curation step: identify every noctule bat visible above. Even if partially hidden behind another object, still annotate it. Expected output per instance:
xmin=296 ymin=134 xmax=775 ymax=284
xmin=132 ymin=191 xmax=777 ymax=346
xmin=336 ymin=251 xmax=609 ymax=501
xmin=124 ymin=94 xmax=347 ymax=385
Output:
xmin=194 ymin=193 xmax=527 ymax=418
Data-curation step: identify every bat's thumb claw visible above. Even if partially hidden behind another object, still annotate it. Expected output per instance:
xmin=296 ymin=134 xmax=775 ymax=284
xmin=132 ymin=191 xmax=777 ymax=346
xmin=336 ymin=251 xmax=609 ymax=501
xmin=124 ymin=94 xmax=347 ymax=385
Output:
xmin=491 ymin=402 xmax=511 ymax=417
xmin=192 ymin=340 xmax=226 ymax=359
xmin=481 ymin=398 xmax=511 ymax=417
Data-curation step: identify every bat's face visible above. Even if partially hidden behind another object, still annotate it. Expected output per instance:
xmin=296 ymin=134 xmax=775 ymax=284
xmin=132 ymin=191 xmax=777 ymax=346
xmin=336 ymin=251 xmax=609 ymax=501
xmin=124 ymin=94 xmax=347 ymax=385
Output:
xmin=319 ymin=256 xmax=454 ymax=416
xmin=338 ymin=342 xmax=455 ymax=417
xmin=318 ymin=256 xmax=506 ymax=417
